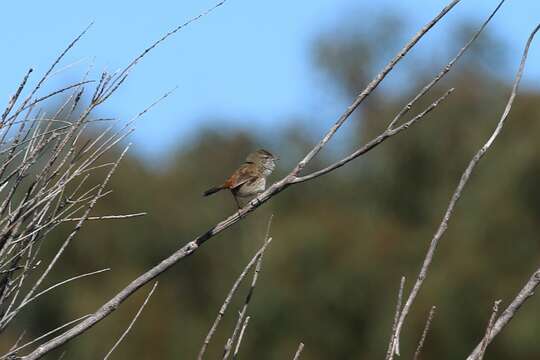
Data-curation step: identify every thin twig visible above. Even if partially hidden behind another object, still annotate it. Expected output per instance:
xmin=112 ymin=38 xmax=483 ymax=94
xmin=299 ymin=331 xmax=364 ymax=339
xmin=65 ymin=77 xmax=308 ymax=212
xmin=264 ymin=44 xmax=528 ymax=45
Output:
xmin=293 ymin=88 xmax=454 ymax=184
xmin=391 ymin=23 xmax=540 ymax=356
xmin=61 ymin=213 xmax=147 ymax=222
xmin=232 ymin=315 xmax=250 ymax=359
xmin=292 ymin=343 xmax=305 ymax=360
xmin=198 ymin=217 xmax=273 ymax=360
xmin=103 ymin=282 xmax=158 ymax=360
xmin=476 ymin=300 xmax=501 ymax=360
xmin=466 ymin=268 xmax=540 ymax=360
xmin=20 ymin=3 xmax=467 ymax=357
xmin=3 ymin=314 xmax=90 ymax=358
xmin=99 ymin=2 xmax=227 ymax=101
xmin=413 ymin=306 xmax=436 ymax=360
xmin=18 ymin=269 xmax=110 ymax=310
xmin=290 ymin=0 xmax=461 ymax=177
xmin=385 ymin=277 xmax=405 ymax=360
xmin=222 ymin=249 xmax=267 ymax=360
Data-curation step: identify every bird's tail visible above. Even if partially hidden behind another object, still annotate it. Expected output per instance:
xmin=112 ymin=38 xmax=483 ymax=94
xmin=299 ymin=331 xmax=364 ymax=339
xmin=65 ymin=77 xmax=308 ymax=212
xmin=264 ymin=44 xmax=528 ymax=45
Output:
xmin=202 ymin=185 xmax=224 ymax=197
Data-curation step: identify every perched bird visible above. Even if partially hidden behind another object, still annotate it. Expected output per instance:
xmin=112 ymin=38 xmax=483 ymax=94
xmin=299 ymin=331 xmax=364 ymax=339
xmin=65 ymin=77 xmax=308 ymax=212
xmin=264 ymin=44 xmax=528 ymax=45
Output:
xmin=203 ymin=149 xmax=278 ymax=209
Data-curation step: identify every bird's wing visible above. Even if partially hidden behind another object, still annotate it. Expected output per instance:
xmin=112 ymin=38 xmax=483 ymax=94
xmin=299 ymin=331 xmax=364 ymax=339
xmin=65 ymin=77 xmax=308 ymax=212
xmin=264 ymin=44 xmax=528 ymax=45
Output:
xmin=224 ymin=163 xmax=258 ymax=190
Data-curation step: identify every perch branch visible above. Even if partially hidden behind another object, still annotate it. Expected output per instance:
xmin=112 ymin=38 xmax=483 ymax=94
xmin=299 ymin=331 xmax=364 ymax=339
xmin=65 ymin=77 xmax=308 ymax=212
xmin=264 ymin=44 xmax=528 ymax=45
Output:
xmin=21 ymin=1 xmax=470 ymax=358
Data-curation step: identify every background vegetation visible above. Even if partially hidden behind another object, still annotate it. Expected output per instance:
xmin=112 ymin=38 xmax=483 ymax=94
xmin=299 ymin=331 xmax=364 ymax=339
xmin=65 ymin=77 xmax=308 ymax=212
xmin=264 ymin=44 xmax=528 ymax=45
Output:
xmin=3 ymin=11 xmax=540 ymax=360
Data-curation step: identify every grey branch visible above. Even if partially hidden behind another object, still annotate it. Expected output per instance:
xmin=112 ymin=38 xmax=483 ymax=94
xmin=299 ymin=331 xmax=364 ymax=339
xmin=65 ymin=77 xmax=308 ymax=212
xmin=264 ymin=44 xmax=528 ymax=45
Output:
xmin=385 ymin=277 xmax=405 ymax=360
xmin=103 ymin=282 xmax=158 ymax=360
xmin=61 ymin=213 xmax=147 ymax=222
xmin=21 ymin=2 xmax=481 ymax=358
xmin=198 ymin=217 xmax=273 ymax=360
xmin=232 ymin=315 xmax=250 ymax=359
xmin=2 ymin=314 xmax=91 ymax=359
xmin=292 ymin=343 xmax=305 ymax=360
xmin=391 ymin=22 xmax=540 ymax=356
xmin=476 ymin=300 xmax=502 ymax=360
xmin=467 ymin=268 xmax=540 ymax=360
xmin=413 ymin=306 xmax=436 ymax=360
xmin=223 ymin=238 xmax=270 ymax=360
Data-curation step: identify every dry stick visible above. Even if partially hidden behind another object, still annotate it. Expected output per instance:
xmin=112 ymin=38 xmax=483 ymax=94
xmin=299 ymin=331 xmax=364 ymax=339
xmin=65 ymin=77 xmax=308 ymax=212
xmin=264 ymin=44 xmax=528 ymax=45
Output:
xmin=2 ymin=314 xmax=91 ymax=359
xmin=223 ymin=242 xmax=269 ymax=360
xmin=3 ymin=180 xmax=103 ymax=250
xmin=291 ymin=0 xmax=461 ymax=176
xmin=21 ymin=3 xmax=464 ymax=358
xmin=385 ymin=277 xmax=405 ymax=360
xmin=222 ymin=222 xmax=273 ymax=360
xmin=296 ymin=0 xmax=506 ymax=184
xmin=198 ymin=217 xmax=273 ymax=360
xmin=18 ymin=146 xmax=131 ymax=319
xmin=61 ymin=213 xmax=147 ymax=222
xmin=100 ymin=1 xmax=227 ymax=101
xmin=19 ymin=269 xmax=110 ymax=310
xmin=1 ymin=68 xmax=33 ymax=122
xmin=103 ymin=282 xmax=158 ymax=360
xmin=4 ymin=23 xmax=93 ymax=125
xmin=293 ymin=88 xmax=454 ymax=184
xmin=8 ymin=330 xmax=26 ymax=355
xmin=467 ymin=268 xmax=540 ymax=360
xmin=222 ymin=252 xmax=265 ymax=360
xmin=413 ymin=306 xmax=436 ymax=360
xmin=386 ymin=0 xmax=506 ymax=131
xmin=475 ymin=300 xmax=501 ymax=360
xmin=232 ymin=315 xmax=250 ymax=359
xmin=391 ymin=23 xmax=540 ymax=357
xmin=13 ymin=81 xmax=94 ymax=119
xmin=293 ymin=343 xmax=305 ymax=360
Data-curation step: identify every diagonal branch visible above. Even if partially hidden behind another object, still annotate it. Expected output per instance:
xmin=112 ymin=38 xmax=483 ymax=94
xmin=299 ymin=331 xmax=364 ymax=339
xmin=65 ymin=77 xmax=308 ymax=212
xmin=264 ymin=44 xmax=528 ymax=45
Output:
xmin=467 ymin=268 xmax=540 ymax=360
xmin=385 ymin=277 xmax=405 ymax=360
xmin=290 ymin=0 xmax=462 ymax=176
xmin=413 ymin=306 xmax=436 ymax=360
xmin=103 ymin=282 xmax=158 ymax=360
xmin=391 ymin=23 xmax=540 ymax=356
xmin=198 ymin=218 xmax=272 ymax=360
xmin=292 ymin=343 xmax=305 ymax=360
xmin=20 ymin=1 xmax=475 ymax=358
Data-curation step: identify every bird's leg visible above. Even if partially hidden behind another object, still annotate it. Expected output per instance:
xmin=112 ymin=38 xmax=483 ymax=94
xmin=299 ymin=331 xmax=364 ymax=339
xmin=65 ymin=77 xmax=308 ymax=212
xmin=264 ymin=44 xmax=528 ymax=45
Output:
xmin=231 ymin=192 xmax=241 ymax=210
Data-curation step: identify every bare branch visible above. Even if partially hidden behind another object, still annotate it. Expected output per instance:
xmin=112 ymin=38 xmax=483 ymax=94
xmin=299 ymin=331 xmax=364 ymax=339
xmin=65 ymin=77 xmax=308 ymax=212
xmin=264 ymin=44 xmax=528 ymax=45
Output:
xmin=292 ymin=343 xmax=305 ymax=360
xmin=61 ymin=213 xmax=147 ymax=222
xmin=198 ymin=216 xmax=273 ymax=360
xmin=293 ymin=88 xmax=454 ymax=184
xmin=475 ymin=300 xmax=502 ymax=360
xmin=19 ymin=3 xmax=473 ymax=357
xmin=467 ymin=268 xmax=540 ymax=360
xmin=232 ymin=315 xmax=250 ymax=359
xmin=413 ymin=306 xmax=436 ymax=360
xmin=99 ymin=1 xmax=227 ymax=102
xmin=16 ymin=269 xmax=110 ymax=313
xmin=290 ymin=0 xmax=462 ymax=176
xmin=3 ymin=314 xmax=90 ymax=358
xmin=223 ymin=225 xmax=271 ymax=360
xmin=385 ymin=277 xmax=405 ymax=360
xmin=103 ymin=282 xmax=158 ymax=360
xmin=391 ymin=23 xmax=540 ymax=356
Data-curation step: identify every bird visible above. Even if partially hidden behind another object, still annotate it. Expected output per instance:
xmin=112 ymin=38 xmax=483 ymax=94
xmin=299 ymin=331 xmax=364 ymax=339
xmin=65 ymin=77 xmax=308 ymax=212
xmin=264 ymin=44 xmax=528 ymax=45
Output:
xmin=203 ymin=149 xmax=278 ymax=209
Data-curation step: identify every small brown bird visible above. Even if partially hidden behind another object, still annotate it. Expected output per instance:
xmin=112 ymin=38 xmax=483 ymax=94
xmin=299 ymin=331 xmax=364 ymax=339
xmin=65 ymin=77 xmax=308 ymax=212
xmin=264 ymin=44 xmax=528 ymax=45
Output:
xmin=203 ymin=149 xmax=277 ymax=209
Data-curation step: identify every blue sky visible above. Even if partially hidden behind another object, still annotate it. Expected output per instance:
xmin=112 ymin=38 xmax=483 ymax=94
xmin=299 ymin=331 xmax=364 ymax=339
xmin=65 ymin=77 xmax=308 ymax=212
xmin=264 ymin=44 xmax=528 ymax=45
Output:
xmin=1 ymin=0 xmax=539 ymax=160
